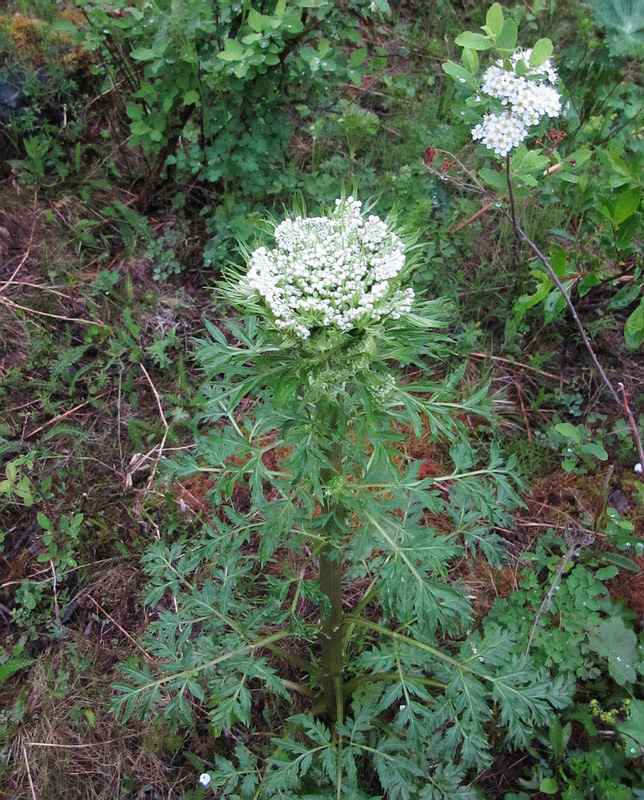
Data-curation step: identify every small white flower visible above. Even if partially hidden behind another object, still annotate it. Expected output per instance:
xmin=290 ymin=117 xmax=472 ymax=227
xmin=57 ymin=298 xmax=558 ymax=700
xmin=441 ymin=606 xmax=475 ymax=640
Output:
xmin=635 ymin=463 xmax=642 ymax=474
xmin=199 ymin=773 xmax=211 ymax=787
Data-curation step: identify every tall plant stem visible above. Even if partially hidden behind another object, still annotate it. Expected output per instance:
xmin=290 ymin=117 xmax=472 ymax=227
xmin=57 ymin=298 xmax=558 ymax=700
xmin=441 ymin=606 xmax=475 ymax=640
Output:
xmin=506 ymin=153 xmax=518 ymax=269
xmin=318 ymin=416 xmax=345 ymax=722
xmin=319 ymin=547 xmax=344 ymax=721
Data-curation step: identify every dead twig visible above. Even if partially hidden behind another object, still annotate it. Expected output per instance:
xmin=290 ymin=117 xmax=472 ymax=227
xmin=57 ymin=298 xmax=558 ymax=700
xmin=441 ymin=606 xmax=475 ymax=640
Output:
xmin=510 ymin=222 xmax=622 ymax=406
xmin=514 ymin=378 xmax=532 ymax=441
xmin=526 ymin=530 xmax=595 ymax=654
xmin=0 ymin=296 xmax=108 ymax=327
xmin=86 ymin=594 xmax=152 ymax=661
xmin=0 ymin=194 xmax=37 ymax=294
xmin=428 ymin=149 xmax=644 ymax=463
xmin=449 ymin=200 xmax=494 ymax=235
xmin=27 ymin=735 xmax=140 ymax=749
xmin=618 ymin=382 xmax=644 ymax=469
xmin=25 ymin=391 xmax=111 ymax=439
xmin=51 ymin=561 xmax=62 ymax=633
xmin=22 ymin=744 xmax=37 ymax=800
xmin=140 ymin=364 xmax=169 ymax=499
xmin=448 ymin=163 xmax=562 ymax=235
xmin=470 ymin=352 xmax=569 ymax=383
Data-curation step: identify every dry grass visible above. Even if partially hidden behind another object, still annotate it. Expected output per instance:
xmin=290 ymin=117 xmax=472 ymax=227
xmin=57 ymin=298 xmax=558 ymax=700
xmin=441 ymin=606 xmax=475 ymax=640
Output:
xmin=5 ymin=640 xmax=190 ymax=800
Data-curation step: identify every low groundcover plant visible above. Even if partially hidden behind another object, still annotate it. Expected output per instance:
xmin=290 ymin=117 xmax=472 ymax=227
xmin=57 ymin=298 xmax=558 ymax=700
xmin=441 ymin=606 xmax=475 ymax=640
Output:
xmin=112 ymin=198 xmax=570 ymax=799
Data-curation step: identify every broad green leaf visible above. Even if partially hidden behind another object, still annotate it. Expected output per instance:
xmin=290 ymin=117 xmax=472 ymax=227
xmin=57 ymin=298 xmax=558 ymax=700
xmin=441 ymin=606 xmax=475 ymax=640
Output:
xmin=555 ymin=423 xmax=581 ymax=444
xmin=624 ymin=299 xmax=644 ymax=351
xmin=486 ymin=3 xmax=504 ymax=37
xmin=441 ymin=61 xmax=478 ymax=89
xmin=613 ymin=187 xmax=641 ymax=225
xmin=549 ymin=246 xmax=568 ymax=278
xmin=578 ymin=272 xmax=600 ymax=297
xmin=454 ymin=32 xmax=494 ymax=50
xmin=126 ymin=102 xmax=143 ymax=121
xmin=594 ymin=566 xmax=618 ymax=580
xmin=478 ymin=168 xmax=507 ymax=192
xmin=529 ymin=38 xmax=553 ymax=67
xmin=544 ymin=286 xmax=567 ymax=321
xmin=183 ymin=90 xmax=200 ymax=106
xmin=540 ymin=777 xmax=559 ymax=795
xmin=580 ymin=442 xmax=608 ymax=460
xmin=513 ymin=270 xmax=551 ymax=321
xmin=565 ymin=149 xmax=591 ymax=167
xmin=616 ymin=214 xmax=641 ymax=248
xmin=587 ymin=617 xmax=638 ymax=685
xmin=130 ymin=47 xmax=157 ymax=61
xmin=247 ymin=9 xmax=266 ymax=32
xmin=218 ymin=39 xmax=247 ymax=62
xmin=618 ymin=700 xmax=644 ymax=757
xmin=0 ymin=658 xmax=33 ymax=684
xmin=462 ymin=48 xmax=479 ymax=73
xmin=596 ymin=552 xmax=641 ymax=572
xmin=130 ymin=120 xmax=150 ymax=136
xmin=496 ymin=18 xmax=518 ymax=50
xmin=349 ymin=48 xmax=367 ymax=68
xmin=595 ymin=198 xmax=615 ymax=222
xmin=608 ymin=281 xmax=641 ymax=310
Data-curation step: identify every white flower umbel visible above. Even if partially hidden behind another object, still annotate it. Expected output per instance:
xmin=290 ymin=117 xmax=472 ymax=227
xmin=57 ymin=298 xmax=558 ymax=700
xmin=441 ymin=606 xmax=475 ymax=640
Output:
xmin=473 ymin=46 xmax=562 ymax=157
xmin=199 ymin=773 xmax=211 ymax=787
xmin=244 ymin=198 xmax=414 ymax=340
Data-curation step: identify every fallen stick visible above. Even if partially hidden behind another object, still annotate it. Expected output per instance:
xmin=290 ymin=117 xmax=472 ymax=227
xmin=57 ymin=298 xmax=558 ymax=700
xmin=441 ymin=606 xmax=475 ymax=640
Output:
xmin=449 ymin=162 xmax=563 ymax=235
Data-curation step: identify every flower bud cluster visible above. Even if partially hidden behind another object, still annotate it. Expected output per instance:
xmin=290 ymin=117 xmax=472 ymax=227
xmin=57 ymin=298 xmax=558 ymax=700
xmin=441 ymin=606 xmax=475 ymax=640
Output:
xmin=370 ymin=374 xmax=397 ymax=402
xmin=244 ymin=198 xmax=414 ymax=340
xmin=472 ymin=47 xmax=562 ymax=157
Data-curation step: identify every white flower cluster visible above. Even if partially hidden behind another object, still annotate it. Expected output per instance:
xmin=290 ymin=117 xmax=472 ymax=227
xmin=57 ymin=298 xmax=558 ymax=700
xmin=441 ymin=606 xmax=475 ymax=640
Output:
xmin=244 ymin=198 xmax=414 ymax=340
xmin=472 ymin=47 xmax=561 ymax=157
xmin=471 ymin=111 xmax=528 ymax=157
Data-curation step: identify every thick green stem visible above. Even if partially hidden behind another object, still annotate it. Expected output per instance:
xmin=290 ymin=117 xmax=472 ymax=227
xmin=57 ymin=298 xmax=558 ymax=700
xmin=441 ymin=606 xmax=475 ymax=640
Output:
xmin=319 ymin=547 xmax=344 ymax=720
xmin=318 ymin=415 xmax=345 ymax=722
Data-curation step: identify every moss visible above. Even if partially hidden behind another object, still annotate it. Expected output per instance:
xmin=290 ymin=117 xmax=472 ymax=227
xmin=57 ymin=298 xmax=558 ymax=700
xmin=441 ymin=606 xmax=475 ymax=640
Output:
xmin=10 ymin=16 xmax=46 ymax=61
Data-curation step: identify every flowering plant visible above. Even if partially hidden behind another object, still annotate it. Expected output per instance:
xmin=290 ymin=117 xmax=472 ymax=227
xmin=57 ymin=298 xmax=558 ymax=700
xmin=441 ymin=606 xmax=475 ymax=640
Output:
xmin=114 ymin=199 xmax=570 ymax=799
xmin=443 ymin=4 xmax=563 ymax=160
